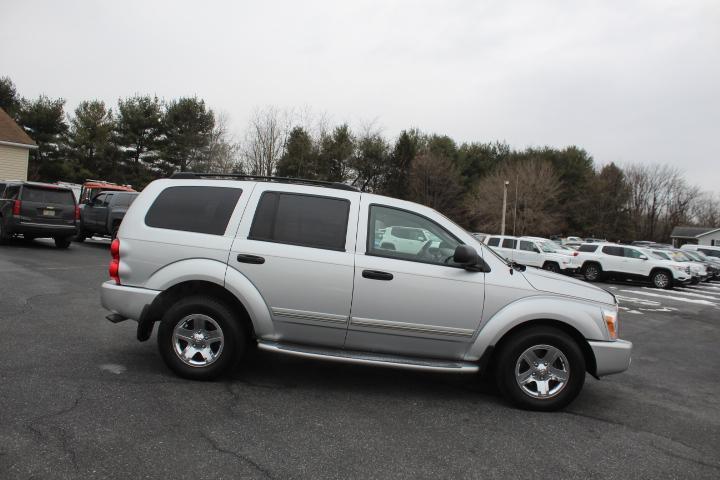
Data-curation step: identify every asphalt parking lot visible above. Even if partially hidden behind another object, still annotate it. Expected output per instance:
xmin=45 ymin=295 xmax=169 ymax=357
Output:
xmin=1 ymin=240 xmax=719 ymax=479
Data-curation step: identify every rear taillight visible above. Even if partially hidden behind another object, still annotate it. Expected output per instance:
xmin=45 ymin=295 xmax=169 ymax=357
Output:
xmin=12 ymin=200 xmax=21 ymax=215
xmin=75 ymin=205 xmax=80 ymax=221
xmin=109 ymin=238 xmax=120 ymax=284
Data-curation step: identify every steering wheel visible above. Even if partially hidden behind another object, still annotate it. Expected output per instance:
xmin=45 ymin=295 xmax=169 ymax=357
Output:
xmin=418 ymin=240 xmax=433 ymax=259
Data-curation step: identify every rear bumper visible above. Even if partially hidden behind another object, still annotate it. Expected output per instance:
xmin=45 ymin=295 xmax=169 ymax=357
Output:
xmin=589 ymin=339 xmax=632 ymax=376
xmin=100 ymin=281 xmax=160 ymax=321
xmin=9 ymin=218 xmax=77 ymax=237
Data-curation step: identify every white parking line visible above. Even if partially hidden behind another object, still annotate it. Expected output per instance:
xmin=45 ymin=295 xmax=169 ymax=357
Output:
xmin=646 ymin=287 xmax=720 ymax=301
xmin=619 ymin=289 xmax=717 ymax=306
xmin=615 ymin=295 xmax=661 ymax=306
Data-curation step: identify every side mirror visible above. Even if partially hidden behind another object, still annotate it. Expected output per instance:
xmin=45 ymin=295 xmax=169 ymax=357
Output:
xmin=453 ymin=245 xmax=490 ymax=272
xmin=533 ymin=247 xmax=541 ymax=253
xmin=454 ymin=244 xmax=478 ymax=265
xmin=639 ymin=255 xmax=648 ymax=260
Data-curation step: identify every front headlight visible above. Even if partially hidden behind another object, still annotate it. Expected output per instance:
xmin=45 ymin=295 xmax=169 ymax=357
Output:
xmin=602 ymin=307 xmax=619 ymax=340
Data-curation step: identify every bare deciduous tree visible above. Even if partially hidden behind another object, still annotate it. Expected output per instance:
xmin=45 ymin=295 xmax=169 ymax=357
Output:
xmin=467 ymin=159 xmax=564 ymax=236
xmin=241 ymin=106 xmax=290 ymax=176
xmin=204 ymin=112 xmax=242 ymax=174
xmin=625 ymin=164 xmax=702 ymax=240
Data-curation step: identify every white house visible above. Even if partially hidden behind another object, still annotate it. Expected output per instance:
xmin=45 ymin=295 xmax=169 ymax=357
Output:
xmin=670 ymin=226 xmax=720 ymax=247
xmin=0 ymin=107 xmax=37 ymax=181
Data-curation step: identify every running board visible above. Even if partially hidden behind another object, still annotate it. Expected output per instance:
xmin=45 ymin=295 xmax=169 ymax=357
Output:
xmin=257 ymin=341 xmax=478 ymax=373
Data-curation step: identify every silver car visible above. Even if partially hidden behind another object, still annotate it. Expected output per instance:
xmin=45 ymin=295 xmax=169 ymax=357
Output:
xmin=101 ymin=174 xmax=632 ymax=411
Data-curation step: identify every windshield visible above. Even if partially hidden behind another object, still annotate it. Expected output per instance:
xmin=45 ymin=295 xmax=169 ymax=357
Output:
xmin=539 ymin=241 xmax=558 ymax=253
xmin=670 ymin=251 xmax=691 ymax=262
xmin=648 ymin=251 xmax=669 ymax=260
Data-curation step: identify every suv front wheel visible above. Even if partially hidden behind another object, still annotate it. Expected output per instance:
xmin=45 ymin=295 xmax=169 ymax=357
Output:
xmin=157 ymin=296 xmax=246 ymax=380
xmin=495 ymin=327 xmax=586 ymax=411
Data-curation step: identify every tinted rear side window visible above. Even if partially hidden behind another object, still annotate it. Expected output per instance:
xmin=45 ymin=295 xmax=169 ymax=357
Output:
xmin=145 ymin=186 xmax=242 ymax=235
xmin=578 ymin=244 xmax=598 ymax=253
xmin=115 ymin=194 xmax=137 ymax=207
xmin=21 ymin=186 xmax=75 ymax=205
xmin=249 ymin=192 xmax=349 ymax=251
xmin=4 ymin=186 xmax=20 ymax=200
xmin=602 ymin=246 xmax=623 ymax=256
xmin=487 ymin=237 xmax=500 ymax=247
xmin=502 ymin=238 xmax=517 ymax=249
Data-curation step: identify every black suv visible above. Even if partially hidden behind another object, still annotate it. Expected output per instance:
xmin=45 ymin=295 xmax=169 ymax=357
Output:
xmin=0 ymin=181 xmax=78 ymax=248
xmin=76 ymin=191 xmax=138 ymax=241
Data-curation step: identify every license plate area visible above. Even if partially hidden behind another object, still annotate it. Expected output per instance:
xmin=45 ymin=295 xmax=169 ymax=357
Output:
xmin=43 ymin=209 xmax=56 ymax=216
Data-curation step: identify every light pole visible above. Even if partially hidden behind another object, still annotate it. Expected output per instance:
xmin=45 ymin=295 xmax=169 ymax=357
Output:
xmin=501 ymin=180 xmax=509 ymax=235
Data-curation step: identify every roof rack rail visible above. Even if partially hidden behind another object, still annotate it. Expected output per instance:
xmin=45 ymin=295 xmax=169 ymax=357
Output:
xmin=169 ymin=172 xmax=359 ymax=192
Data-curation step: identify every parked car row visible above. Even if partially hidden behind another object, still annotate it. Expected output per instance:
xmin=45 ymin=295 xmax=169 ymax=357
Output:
xmin=0 ymin=180 xmax=138 ymax=248
xmin=475 ymin=231 xmax=719 ymax=289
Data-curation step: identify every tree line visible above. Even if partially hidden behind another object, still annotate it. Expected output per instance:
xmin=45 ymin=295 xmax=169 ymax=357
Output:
xmin=1 ymin=76 xmax=717 ymax=242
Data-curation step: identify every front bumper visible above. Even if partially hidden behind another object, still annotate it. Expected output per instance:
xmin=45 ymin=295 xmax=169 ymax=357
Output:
xmin=589 ymin=339 xmax=632 ymax=376
xmin=100 ymin=281 xmax=160 ymax=321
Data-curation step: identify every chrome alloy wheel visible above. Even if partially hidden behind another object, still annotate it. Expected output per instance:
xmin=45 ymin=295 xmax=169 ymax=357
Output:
xmin=172 ymin=314 xmax=225 ymax=367
xmin=584 ymin=265 xmax=599 ymax=280
xmin=653 ymin=272 xmax=670 ymax=289
xmin=515 ymin=344 xmax=570 ymax=399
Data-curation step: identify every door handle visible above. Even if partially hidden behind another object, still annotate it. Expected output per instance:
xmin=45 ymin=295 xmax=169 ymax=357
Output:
xmin=362 ymin=270 xmax=393 ymax=281
xmin=236 ymin=254 xmax=265 ymax=264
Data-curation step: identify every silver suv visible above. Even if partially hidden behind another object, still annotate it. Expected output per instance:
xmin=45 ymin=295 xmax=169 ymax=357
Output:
xmin=101 ymin=174 xmax=632 ymax=411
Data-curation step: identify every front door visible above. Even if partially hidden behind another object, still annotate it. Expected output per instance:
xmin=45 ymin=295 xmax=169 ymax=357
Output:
xmin=516 ymin=240 xmax=542 ymax=267
xmin=347 ymin=201 xmax=485 ymax=360
xmin=229 ymin=185 xmax=360 ymax=348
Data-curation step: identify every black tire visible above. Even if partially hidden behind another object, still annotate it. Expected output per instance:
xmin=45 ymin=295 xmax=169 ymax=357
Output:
xmin=54 ymin=236 xmax=72 ymax=249
xmin=690 ymin=277 xmax=699 ymax=285
xmin=582 ymin=262 xmax=602 ymax=282
xmin=157 ymin=296 xmax=246 ymax=380
xmin=651 ymin=270 xmax=673 ymax=289
xmin=495 ymin=326 xmax=586 ymax=411
xmin=75 ymin=229 xmax=87 ymax=242
xmin=542 ymin=262 xmax=561 ymax=273
xmin=0 ymin=220 xmax=9 ymax=245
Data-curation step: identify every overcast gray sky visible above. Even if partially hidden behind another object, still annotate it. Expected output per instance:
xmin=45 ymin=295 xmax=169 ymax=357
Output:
xmin=2 ymin=0 xmax=718 ymax=190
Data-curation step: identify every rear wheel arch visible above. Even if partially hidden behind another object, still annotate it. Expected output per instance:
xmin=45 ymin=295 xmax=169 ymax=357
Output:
xmin=488 ymin=319 xmax=598 ymax=378
xmin=141 ymin=280 xmax=255 ymax=341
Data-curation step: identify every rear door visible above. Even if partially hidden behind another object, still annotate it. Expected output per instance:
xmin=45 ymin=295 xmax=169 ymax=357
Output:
xmin=600 ymin=246 xmax=625 ymax=273
xmin=19 ymin=185 xmax=76 ymax=226
xmin=229 ymin=185 xmax=359 ymax=348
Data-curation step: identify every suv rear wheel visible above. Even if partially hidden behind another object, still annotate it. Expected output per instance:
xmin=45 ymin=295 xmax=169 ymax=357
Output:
xmin=582 ymin=262 xmax=602 ymax=282
xmin=495 ymin=326 xmax=585 ymax=411
xmin=157 ymin=296 xmax=246 ymax=380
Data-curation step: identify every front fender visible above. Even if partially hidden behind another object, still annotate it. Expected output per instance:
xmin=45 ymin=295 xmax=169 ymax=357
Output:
xmin=464 ymin=295 xmax=609 ymax=361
